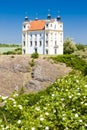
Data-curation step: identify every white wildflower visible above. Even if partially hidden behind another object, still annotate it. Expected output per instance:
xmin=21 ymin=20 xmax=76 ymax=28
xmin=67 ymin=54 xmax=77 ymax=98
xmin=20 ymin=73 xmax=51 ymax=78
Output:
xmin=76 ymin=80 xmax=79 ymax=83
xmin=62 ymin=114 xmax=66 ymax=116
xmin=61 ymin=88 xmax=64 ymax=91
xmin=62 ymin=103 xmax=65 ymax=107
xmin=31 ymin=127 xmax=35 ymax=130
xmin=69 ymin=95 xmax=72 ymax=99
xmin=18 ymin=105 xmax=23 ymax=110
xmin=45 ymin=112 xmax=49 ymax=116
xmin=77 ymin=87 xmax=80 ymax=90
xmin=77 ymin=93 xmax=80 ymax=96
xmin=1 ymin=125 xmax=4 ymax=128
xmin=35 ymin=107 xmax=40 ymax=111
xmin=79 ymin=120 xmax=82 ymax=123
xmin=53 ymin=109 xmax=56 ymax=113
xmin=2 ymin=128 xmax=5 ymax=130
xmin=66 ymin=89 xmax=68 ymax=92
xmin=40 ymin=117 xmax=44 ymax=121
xmin=81 ymin=102 xmax=84 ymax=104
xmin=85 ymin=124 xmax=87 ymax=127
xmin=72 ymin=108 xmax=75 ymax=111
xmin=2 ymin=96 xmax=8 ymax=100
xmin=62 ymin=117 xmax=66 ymax=120
xmin=45 ymin=126 xmax=49 ymax=130
xmin=75 ymin=113 xmax=78 ymax=118
xmin=13 ymin=93 xmax=18 ymax=97
xmin=84 ymin=96 xmax=86 ymax=99
xmin=84 ymin=85 xmax=87 ymax=88
xmin=55 ymin=81 xmax=57 ymax=84
xmin=52 ymin=94 xmax=54 ymax=97
xmin=65 ymin=127 xmax=68 ymax=130
xmin=84 ymin=103 xmax=87 ymax=106
xmin=44 ymin=107 xmax=47 ymax=110
xmin=40 ymin=115 xmax=43 ymax=117
xmin=61 ymin=98 xmax=64 ymax=101
xmin=5 ymin=126 xmax=9 ymax=129
xmin=17 ymin=120 xmax=21 ymax=124
xmin=13 ymin=104 xmax=16 ymax=107
xmin=13 ymin=101 xmax=16 ymax=104
xmin=9 ymin=98 xmax=15 ymax=101
xmin=39 ymin=125 xmax=42 ymax=128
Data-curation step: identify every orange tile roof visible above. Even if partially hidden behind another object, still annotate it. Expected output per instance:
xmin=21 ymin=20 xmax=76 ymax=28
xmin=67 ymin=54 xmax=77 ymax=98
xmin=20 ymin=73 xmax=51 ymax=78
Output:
xmin=29 ymin=20 xmax=46 ymax=31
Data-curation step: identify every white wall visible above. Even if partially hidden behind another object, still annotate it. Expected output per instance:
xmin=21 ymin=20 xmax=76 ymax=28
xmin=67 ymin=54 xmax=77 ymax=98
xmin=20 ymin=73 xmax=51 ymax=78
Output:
xmin=44 ymin=21 xmax=63 ymax=55
xmin=27 ymin=31 xmax=45 ymax=54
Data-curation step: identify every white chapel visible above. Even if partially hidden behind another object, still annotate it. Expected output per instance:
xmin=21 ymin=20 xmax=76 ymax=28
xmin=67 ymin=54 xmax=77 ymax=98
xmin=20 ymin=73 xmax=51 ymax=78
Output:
xmin=22 ymin=14 xmax=63 ymax=55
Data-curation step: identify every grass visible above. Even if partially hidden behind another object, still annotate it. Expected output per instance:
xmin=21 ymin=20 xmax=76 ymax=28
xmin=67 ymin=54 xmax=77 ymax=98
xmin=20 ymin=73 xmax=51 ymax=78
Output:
xmin=0 ymin=47 xmax=17 ymax=54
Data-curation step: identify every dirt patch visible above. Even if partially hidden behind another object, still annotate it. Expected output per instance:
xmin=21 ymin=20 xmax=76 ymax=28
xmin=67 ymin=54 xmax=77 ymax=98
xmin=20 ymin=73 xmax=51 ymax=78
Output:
xmin=0 ymin=55 xmax=72 ymax=96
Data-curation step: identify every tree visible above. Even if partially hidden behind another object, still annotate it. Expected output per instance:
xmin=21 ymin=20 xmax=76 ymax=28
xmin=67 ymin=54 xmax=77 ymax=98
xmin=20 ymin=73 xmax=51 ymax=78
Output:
xmin=63 ymin=37 xmax=77 ymax=54
xmin=76 ymin=43 xmax=85 ymax=51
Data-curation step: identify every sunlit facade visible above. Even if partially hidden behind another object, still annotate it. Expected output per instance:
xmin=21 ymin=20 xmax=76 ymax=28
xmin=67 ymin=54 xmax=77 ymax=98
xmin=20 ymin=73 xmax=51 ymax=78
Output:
xmin=22 ymin=14 xmax=63 ymax=55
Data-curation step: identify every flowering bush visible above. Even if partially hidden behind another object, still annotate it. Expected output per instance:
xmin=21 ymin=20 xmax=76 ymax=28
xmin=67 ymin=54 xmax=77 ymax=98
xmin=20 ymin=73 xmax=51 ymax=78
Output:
xmin=0 ymin=71 xmax=87 ymax=129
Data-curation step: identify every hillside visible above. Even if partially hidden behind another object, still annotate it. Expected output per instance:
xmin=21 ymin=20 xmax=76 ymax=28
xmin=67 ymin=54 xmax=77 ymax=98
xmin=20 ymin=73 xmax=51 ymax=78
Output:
xmin=0 ymin=55 xmax=71 ymax=96
xmin=0 ymin=71 xmax=87 ymax=129
xmin=0 ymin=55 xmax=87 ymax=130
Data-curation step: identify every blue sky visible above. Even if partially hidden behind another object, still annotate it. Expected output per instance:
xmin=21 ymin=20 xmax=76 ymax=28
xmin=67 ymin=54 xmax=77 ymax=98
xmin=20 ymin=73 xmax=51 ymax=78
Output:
xmin=0 ymin=0 xmax=87 ymax=44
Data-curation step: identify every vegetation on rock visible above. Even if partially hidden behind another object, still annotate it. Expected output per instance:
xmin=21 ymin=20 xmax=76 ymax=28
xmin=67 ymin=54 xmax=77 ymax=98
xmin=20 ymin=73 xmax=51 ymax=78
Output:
xmin=50 ymin=54 xmax=87 ymax=75
xmin=31 ymin=52 xmax=39 ymax=59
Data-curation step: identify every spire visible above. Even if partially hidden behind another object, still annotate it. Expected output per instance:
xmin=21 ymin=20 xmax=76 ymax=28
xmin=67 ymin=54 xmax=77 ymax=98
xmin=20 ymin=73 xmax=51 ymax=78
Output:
xmin=35 ymin=13 xmax=39 ymax=20
xmin=24 ymin=16 xmax=29 ymax=22
xmin=57 ymin=10 xmax=61 ymax=21
xmin=24 ymin=12 xmax=29 ymax=22
xmin=47 ymin=9 xmax=51 ymax=20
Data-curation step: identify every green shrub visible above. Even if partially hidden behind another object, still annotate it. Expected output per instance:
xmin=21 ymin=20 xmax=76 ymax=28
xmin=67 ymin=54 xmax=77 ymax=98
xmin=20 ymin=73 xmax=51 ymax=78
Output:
xmin=14 ymin=48 xmax=22 ymax=51
xmin=50 ymin=54 xmax=87 ymax=75
xmin=31 ymin=52 xmax=39 ymax=59
xmin=14 ymin=47 xmax=22 ymax=54
xmin=3 ymin=51 xmax=16 ymax=55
